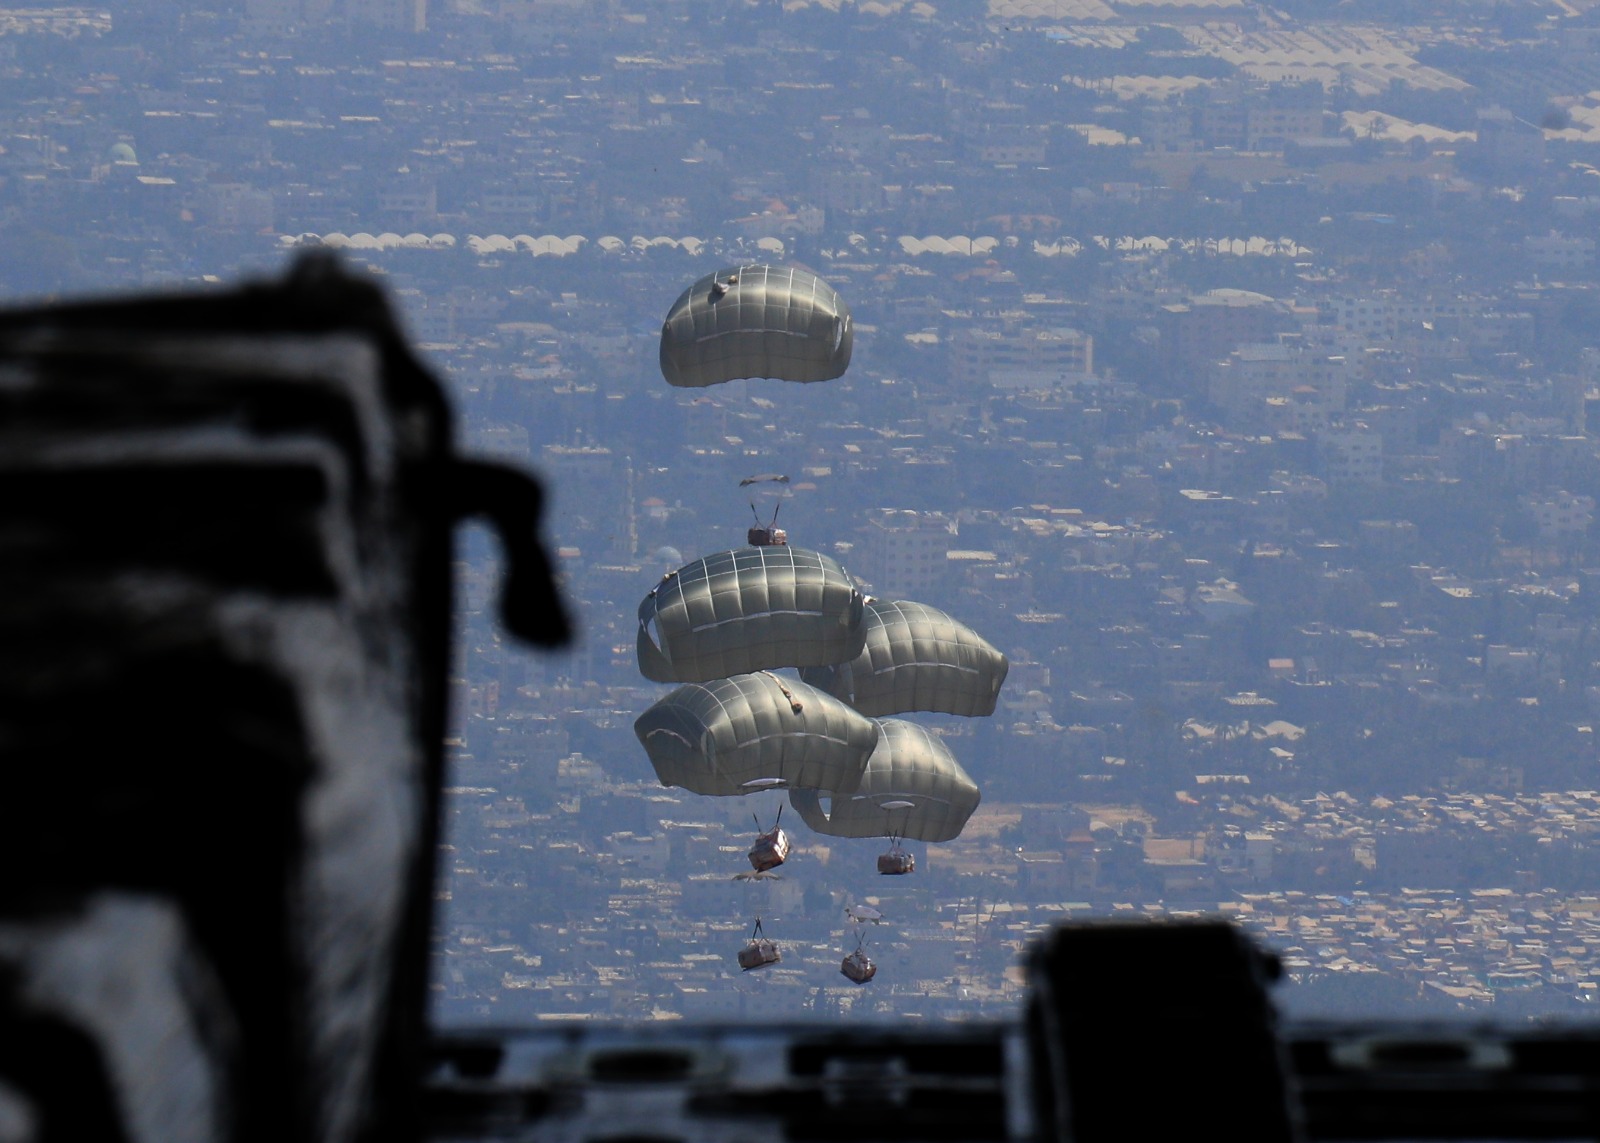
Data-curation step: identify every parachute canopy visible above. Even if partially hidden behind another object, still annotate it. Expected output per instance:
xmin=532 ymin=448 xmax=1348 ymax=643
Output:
xmin=788 ymin=718 xmax=980 ymax=843
xmin=801 ymin=599 xmax=1009 ymax=718
xmin=634 ymin=672 xmax=878 ymax=798
xmin=659 ymin=264 xmax=853 ymax=388
xmin=637 ymin=546 xmax=869 ymax=684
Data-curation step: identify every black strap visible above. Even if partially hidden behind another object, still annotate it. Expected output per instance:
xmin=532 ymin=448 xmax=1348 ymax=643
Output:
xmin=440 ymin=460 xmax=572 ymax=647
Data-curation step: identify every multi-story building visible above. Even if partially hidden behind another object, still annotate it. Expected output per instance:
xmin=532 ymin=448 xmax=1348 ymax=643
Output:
xmin=1207 ymin=339 xmax=1352 ymax=429
xmin=1159 ymin=290 xmax=1297 ymax=383
xmin=855 ymin=509 xmax=955 ymax=598
xmin=1521 ymin=491 xmax=1595 ymax=540
xmin=1321 ymin=294 xmax=1482 ymax=339
xmin=948 ymin=323 xmax=1093 ymax=390
xmin=1245 ymin=95 xmax=1325 ymax=150
xmin=1317 ymin=427 xmax=1384 ymax=486
xmin=345 ymin=0 xmax=426 ymax=32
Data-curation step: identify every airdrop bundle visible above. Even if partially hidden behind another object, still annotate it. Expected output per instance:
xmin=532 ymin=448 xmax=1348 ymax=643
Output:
xmin=631 ymin=264 xmax=1010 ymax=980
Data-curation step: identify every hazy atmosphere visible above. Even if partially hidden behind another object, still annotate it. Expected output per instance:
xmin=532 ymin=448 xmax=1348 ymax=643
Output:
xmin=8 ymin=0 xmax=1600 ymax=1028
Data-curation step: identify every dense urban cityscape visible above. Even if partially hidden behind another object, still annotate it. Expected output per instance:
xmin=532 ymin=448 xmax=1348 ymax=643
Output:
xmin=7 ymin=0 xmax=1600 ymax=1023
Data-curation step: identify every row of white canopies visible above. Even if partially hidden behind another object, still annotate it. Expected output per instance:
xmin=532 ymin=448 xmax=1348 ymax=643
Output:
xmin=282 ymin=231 xmax=1312 ymax=258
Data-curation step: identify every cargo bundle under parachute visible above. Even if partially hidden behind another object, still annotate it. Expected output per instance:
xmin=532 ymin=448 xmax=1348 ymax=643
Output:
xmin=840 ymin=946 xmax=877 ymax=984
xmin=737 ymin=917 xmax=781 ymax=972
xmin=740 ymin=473 xmax=792 ymax=547
xmin=841 ymin=907 xmax=879 ymax=982
xmin=877 ymin=846 xmax=916 ymax=876
xmin=747 ymin=806 xmax=792 ymax=873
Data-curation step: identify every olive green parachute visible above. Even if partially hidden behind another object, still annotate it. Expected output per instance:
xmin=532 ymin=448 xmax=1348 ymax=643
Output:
xmin=634 ymin=672 xmax=879 ymax=798
xmin=659 ymin=264 xmax=853 ymax=388
xmin=800 ymin=599 xmax=1008 ymax=718
xmin=637 ymin=546 xmax=869 ymax=684
xmin=787 ymin=718 xmax=980 ymax=843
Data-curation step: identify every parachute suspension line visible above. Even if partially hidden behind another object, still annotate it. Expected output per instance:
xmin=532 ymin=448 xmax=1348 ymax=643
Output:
xmin=750 ymin=916 xmax=765 ymax=941
xmin=892 ymin=799 xmax=916 ymax=833
xmin=754 ymin=801 xmax=785 ymax=834
xmin=882 ymin=802 xmax=905 ymax=848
